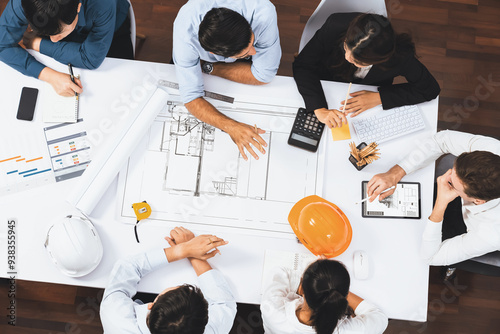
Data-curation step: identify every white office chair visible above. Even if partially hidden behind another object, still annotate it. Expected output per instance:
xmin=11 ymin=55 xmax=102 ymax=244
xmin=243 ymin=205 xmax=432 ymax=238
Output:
xmin=127 ymin=0 xmax=146 ymax=58
xmin=299 ymin=0 xmax=388 ymax=52
xmin=128 ymin=0 xmax=137 ymax=56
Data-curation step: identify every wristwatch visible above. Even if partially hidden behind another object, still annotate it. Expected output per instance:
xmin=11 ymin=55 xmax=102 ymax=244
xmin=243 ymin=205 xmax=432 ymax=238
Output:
xmin=201 ymin=61 xmax=214 ymax=74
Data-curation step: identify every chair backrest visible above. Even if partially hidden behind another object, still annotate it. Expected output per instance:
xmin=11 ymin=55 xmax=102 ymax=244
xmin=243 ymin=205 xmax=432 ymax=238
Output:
xmin=127 ymin=0 xmax=137 ymax=57
xmin=299 ymin=0 xmax=388 ymax=52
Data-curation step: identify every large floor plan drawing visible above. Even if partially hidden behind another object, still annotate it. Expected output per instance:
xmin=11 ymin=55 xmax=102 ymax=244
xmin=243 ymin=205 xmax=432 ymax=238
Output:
xmin=117 ymin=98 xmax=325 ymax=238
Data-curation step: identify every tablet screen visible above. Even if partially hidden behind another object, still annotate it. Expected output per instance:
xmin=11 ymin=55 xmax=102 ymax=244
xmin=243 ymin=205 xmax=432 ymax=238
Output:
xmin=361 ymin=181 xmax=421 ymax=219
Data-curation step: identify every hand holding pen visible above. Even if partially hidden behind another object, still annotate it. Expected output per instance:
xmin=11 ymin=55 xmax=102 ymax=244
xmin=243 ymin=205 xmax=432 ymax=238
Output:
xmin=68 ymin=63 xmax=82 ymax=98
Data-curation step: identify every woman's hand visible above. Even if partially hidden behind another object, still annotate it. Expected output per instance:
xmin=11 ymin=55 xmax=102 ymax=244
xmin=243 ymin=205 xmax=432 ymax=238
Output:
xmin=340 ymin=91 xmax=382 ymax=117
xmin=314 ymin=108 xmax=347 ymax=128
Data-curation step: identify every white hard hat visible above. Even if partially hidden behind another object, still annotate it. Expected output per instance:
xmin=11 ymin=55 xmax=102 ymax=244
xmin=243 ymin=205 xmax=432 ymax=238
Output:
xmin=44 ymin=215 xmax=103 ymax=277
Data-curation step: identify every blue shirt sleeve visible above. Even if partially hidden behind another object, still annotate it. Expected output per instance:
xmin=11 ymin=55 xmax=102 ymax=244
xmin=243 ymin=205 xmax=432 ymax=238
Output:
xmin=0 ymin=0 xmax=46 ymax=78
xmin=39 ymin=0 xmax=117 ymax=69
xmin=249 ymin=4 xmax=281 ymax=84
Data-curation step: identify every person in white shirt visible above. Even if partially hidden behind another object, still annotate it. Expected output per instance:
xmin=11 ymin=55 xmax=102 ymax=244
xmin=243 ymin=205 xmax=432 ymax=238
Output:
xmin=100 ymin=227 xmax=236 ymax=334
xmin=367 ymin=130 xmax=500 ymax=267
xmin=260 ymin=259 xmax=388 ymax=334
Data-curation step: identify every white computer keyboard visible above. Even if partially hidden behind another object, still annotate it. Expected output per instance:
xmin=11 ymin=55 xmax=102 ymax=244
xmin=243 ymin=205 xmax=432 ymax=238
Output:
xmin=351 ymin=104 xmax=426 ymax=144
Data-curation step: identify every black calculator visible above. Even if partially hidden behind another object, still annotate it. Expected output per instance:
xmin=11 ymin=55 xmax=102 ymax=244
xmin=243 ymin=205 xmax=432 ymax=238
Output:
xmin=288 ymin=108 xmax=325 ymax=152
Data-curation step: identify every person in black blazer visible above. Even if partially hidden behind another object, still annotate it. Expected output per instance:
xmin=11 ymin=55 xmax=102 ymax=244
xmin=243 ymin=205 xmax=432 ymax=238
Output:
xmin=293 ymin=12 xmax=440 ymax=128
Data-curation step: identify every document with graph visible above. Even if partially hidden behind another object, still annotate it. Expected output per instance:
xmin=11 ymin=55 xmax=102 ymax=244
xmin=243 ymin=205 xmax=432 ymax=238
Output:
xmin=0 ymin=121 xmax=91 ymax=196
xmin=117 ymin=97 xmax=326 ymax=238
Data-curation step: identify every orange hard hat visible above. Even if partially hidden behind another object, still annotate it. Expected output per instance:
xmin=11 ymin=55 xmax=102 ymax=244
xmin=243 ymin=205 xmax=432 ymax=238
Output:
xmin=288 ymin=195 xmax=352 ymax=258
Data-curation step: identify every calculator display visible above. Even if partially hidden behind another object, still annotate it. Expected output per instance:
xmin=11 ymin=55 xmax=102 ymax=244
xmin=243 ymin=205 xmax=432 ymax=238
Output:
xmin=291 ymin=133 xmax=318 ymax=145
xmin=288 ymin=108 xmax=325 ymax=152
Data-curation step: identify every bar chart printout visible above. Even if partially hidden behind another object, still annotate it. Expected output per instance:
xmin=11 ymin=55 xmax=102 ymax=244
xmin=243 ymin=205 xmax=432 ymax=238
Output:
xmin=0 ymin=129 xmax=54 ymax=196
xmin=0 ymin=121 xmax=92 ymax=196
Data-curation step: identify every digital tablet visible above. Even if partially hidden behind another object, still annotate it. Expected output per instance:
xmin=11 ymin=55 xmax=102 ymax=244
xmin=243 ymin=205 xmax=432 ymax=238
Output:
xmin=361 ymin=181 xmax=421 ymax=219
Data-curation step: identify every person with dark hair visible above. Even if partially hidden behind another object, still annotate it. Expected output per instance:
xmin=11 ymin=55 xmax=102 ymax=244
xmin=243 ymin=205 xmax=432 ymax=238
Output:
xmin=100 ymin=227 xmax=236 ymax=334
xmin=0 ymin=0 xmax=133 ymax=96
xmin=367 ymin=130 xmax=500 ymax=270
xmin=293 ymin=13 xmax=440 ymax=128
xmin=261 ymin=259 xmax=388 ymax=334
xmin=173 ymin=0 xmax=281 ymax=161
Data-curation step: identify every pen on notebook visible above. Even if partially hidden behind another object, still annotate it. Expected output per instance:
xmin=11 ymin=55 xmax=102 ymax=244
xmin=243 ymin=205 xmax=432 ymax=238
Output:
xmin=356 ymin=185 xmax=396 ymax=205
xmin=341 ymin=82 xmax=352 ymax=114
xmin=68 ymin=63 xmax=79 ymax=99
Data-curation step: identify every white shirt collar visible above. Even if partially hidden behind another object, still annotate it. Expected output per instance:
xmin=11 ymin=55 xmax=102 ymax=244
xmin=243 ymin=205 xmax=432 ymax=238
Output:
xmin=134 ymin=303 xmax=151 ymax=334
xmin=463 ymin=197 xmax=500 ymax=215
xmin=284 ymin=298 xmax=316 ymax=333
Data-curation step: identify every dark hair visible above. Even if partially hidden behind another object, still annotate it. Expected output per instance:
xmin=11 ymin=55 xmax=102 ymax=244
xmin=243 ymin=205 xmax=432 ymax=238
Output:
xmin=454 ymin=151 xmax=500 ymax=201
xmin=199 ymin=7 xmax=252 ymax=58
xmin=21 ymin=0 xmax=79 ymax=36
xmin=302 ymin=260 xmax=350 ymax=334
xmin=147 ymin=284 xmax=209 ymax=334
xmin=329 ymin=13 xmax=416 ymax=81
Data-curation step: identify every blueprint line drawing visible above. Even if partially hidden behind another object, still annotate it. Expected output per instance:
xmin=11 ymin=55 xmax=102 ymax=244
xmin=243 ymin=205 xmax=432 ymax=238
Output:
xmin=117 ymin=98 xmax=325 ymax=238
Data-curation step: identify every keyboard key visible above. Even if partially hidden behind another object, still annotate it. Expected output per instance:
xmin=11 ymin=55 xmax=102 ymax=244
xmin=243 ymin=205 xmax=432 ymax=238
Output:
xmin=351 ymin=105 xmax=426 ymax=144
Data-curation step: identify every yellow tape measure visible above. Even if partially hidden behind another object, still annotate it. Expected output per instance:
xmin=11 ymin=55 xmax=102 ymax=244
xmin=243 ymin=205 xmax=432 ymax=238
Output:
xmin=132 ymin=201 xmax=151 ymax=243
xmin=132 ymin=201 xmax=152 ymax=221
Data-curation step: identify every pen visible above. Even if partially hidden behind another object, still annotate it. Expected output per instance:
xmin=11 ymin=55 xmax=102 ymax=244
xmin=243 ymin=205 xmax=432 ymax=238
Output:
xmin=355 ymin=185 xmax=396 ymax=204
xmin=68 ymin=63 xmax=79 ymax=99
xmin=341 ymin=82 xmax=352 ymax=114
xmin=254 ymin=124 xmax=263 ymax=151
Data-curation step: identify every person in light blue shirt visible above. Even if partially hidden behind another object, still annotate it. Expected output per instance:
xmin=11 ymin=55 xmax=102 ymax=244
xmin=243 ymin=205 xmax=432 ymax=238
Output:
xmin=100 ymin=227 xmax=237 ymax=334
xmin=173 ymin=0 xmax=281 ymax=161
xmin=0 ymin=0 xmax=131 ymax=96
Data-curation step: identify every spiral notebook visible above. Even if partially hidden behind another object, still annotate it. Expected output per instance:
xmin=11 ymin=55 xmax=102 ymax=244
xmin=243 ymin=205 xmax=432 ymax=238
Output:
xmin=42 ymin=84 xmax=79 ymax=123
xmin=261 ymin=249 xmax=316 ymax=293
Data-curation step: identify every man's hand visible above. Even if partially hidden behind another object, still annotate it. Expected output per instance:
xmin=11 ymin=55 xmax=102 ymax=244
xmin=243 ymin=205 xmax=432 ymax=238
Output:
xmin=435 ymin=169 xmax=459 ymax=205
xmin=22 ymin=30 xmax=42 ymax=52
xmin=429 ymin=169 xmax=459 ymax=223
xmin=165 ymin=226 xmax=194 ymax=245
xmin=314 ymin=108 xmax=347 ymax=128
xmin=39 ymin=67 xmax=83 ymax=97
xmin=340 ymin=90 xmax=381 ymax=117
xmin=226 ymin=121 xmax=267 ymax=161
xmin=367 ymin=165 xmax=406 ymax=202
xmin=165 ymin=233 xmax=228 ymax=262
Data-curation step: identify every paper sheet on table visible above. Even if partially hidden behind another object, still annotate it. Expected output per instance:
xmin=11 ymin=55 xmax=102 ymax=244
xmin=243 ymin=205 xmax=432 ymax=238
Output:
xmin=261 ymin=249 xmax=316 ymax=294
xmin=67 ymin=87 xmax=169 ymax=215
xmin=331 ymin=123 xmax=351 ymax=141
xmin=42 ymin=84 xmax=78 ymax=123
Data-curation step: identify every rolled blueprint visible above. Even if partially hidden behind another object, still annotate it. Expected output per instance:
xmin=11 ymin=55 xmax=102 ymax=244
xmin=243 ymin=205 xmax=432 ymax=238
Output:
xmin=67 ymin=87 xmax=169 ymax=215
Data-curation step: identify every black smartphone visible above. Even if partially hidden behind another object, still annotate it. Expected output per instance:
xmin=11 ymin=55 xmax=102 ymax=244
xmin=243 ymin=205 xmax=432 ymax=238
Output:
xmin=16 ymin=87 xmax=39 ymax=121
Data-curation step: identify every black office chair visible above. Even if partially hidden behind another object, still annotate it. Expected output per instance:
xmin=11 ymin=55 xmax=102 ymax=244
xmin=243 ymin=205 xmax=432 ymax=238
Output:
xmin=435 ymin=154 xmax=500 ymax=277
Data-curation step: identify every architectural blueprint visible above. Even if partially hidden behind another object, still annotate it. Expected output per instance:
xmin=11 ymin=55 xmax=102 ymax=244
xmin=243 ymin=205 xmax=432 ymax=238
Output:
xmin=117 ymin=98 xmax=325 ymax=238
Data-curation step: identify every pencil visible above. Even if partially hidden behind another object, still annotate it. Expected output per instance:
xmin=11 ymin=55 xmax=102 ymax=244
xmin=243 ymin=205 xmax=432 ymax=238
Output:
xmin=341 ymin=82 xmax=352 ymax=114
xmin=254 ymin=124 xmax=263 ymax=151
xmin=355 ymin=185 xmax=396 ymax=204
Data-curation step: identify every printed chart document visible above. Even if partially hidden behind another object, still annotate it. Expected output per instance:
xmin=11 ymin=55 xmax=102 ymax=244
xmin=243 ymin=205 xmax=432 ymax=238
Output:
xmin=361 ymin=181 xmax=421 ymax=219
xmin=42 ymin=84 xmax=78 ymax=123
xmin=0 ymin=121 xmax=91 ymax=196
xmin=117 ymin=96 xmax=326 ymax=238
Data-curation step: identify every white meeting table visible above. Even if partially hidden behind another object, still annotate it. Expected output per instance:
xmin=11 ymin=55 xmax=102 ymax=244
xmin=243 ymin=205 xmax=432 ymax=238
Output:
xmin=0 ymin=53 xmax=437 ymax=322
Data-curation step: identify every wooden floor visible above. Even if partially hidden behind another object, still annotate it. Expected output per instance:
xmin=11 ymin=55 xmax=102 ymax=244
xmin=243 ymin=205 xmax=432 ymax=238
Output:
xmin=1 ymin=0 xmax=500 ymax=333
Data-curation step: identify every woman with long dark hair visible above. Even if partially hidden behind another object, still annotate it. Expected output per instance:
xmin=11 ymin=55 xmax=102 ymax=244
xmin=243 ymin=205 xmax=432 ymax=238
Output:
xmin=293 ymin=13 xmax=440 ymax=128
xmin=261 ymin=259 xmax=387 ymax=334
